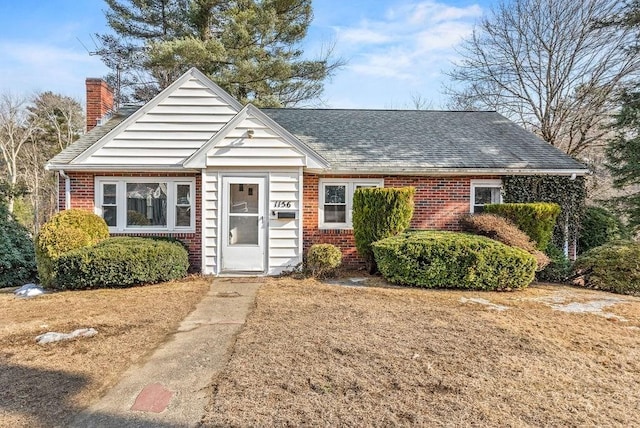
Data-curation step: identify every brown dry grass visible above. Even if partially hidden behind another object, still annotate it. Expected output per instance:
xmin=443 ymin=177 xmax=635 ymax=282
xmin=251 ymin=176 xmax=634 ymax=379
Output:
xmin=0 ymin=278 xmax=209 ymax=428
xmin=203 ymin=278 xmax=640 ymax=427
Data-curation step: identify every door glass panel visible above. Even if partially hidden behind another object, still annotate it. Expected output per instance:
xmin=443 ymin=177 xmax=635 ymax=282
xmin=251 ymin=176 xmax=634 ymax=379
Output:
xmin=229 ymin=216 xmax=259 ymax=245
xmin=230 ymin=183 xmax=258 ymax=213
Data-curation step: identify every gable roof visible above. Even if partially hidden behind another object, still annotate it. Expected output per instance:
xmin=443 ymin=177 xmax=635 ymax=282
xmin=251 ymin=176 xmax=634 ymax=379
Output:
xmin=48 ymin=68 xmax=244 ymax=170
xmin=183 ymin=104 xmax=328 ymax=169
xmin=47 ymin=68 xmax=587 ymax=176
xmin=262 ymin=109 xmax=588 ymax=175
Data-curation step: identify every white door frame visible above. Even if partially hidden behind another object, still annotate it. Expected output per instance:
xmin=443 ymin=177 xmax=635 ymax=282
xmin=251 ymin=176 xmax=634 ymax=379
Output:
xmin=219 ymin=174 xmax=267 ymax=272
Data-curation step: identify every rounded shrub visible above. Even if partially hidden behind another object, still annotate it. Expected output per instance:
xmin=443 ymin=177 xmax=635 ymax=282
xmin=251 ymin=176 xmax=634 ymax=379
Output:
xmin=55 ymin=237 xmax=189 ymax=290
xmin=35 ymin=209 xmax=109 ymax=287
xmin=460 ymin=213 xmax=550 ymax=270
xmin=353 ymin=187 xmax=415 ymax=273
xmin=579 ymin=206 xmax=630 ymax=254
xmin=306 ymin=244 xmax=342 ymax=278
xmin=0 ymin=204 xmax=37 ymax=287
xmin=484 ymin=202 xmax=561 ymax=250
xmin=372 ymin=231 xmax=536 ymax=291
xmin=573 ymin=241 xmax=640 ymax=295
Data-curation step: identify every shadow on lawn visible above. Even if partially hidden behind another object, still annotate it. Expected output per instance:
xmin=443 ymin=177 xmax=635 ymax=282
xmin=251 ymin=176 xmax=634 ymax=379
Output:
xmin=0 ymin=360 xmax=179 ymax=428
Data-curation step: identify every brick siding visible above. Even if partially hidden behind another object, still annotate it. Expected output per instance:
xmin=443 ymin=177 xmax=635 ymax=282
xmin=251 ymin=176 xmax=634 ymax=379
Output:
xmin=58 ymin=171 xmax=202 ymax=272
xmin=303 ymin=173 xmax=497 ymax=268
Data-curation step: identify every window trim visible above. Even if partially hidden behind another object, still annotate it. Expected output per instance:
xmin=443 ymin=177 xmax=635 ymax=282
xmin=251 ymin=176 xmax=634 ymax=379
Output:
xmin=470 ymin=179 xmax=502 ymax=213
xmin=318 ymin=178 xmax=384 ymax=229
xmin=95 ymin=177 xmax=196 ymax=233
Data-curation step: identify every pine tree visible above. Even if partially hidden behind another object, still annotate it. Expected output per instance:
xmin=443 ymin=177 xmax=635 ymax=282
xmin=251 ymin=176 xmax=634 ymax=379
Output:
xmin=606 ymin=86 xmax=640 ymax=230
xmin=96 ymin=0 xmax=341 ymax=107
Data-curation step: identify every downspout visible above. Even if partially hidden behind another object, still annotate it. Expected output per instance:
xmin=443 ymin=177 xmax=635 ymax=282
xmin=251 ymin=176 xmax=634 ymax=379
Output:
xmin=59 ymin=170 xmax=71 ymax=210
xmin=564 ymin=173 xmax=578 ymax=259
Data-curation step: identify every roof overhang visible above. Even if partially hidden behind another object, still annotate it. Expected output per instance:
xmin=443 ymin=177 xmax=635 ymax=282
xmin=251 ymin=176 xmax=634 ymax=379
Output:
xmin=45 ymin=163 xmax=200 ymax=173
xmin=305 ymin=167 xmax=590 ymax=176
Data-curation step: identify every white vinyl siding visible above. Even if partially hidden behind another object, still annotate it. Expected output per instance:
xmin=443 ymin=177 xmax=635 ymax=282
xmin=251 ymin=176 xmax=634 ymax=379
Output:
xmin=84 ymin=77 xmax=239 ymax=165
xmin=470 ymin=179 xmax=503 ymax=213
xmin=95 ymin=177 xmax=195 ymax=233
xmin=206 ymin=114 xmax=306 ymax=168
xmin=202 ymin=172 xmax=219 ymax=274
xmin=319 ymin=179 xmax=384 ymax=229
xmin=268 ymin=170 xmax=302 ymax=273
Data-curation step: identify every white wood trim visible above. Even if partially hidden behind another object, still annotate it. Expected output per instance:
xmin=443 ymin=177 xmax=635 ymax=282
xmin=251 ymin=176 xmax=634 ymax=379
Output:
xmin=318 ymin=178 xmax=384 ymax=229
xmin=95 ymin=176 xmax=196 ymax=233
xmin=470 ymin=179 xmax=503 ymax=213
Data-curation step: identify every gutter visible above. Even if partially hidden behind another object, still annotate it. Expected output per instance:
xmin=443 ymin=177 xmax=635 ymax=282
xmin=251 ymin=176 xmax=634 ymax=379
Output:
xmin=58 ymin=170 xmax=71 ymax=210
xmin=304 ymin=168 xmax=590 ymax=177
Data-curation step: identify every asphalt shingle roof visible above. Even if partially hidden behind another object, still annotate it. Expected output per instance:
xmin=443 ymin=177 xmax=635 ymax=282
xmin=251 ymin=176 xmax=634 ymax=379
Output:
xmin=262 ymin=109 xmax=586 ymax=172
xmin=47 ymin=106 xmax=140 ymax=166
xmin=49 ymin=107 xmax=586 ymax=173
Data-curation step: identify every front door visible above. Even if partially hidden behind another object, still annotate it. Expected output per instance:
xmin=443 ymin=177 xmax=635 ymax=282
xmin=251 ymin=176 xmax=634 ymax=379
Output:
xmin=221 ymin=176 xmax=266 ymax=272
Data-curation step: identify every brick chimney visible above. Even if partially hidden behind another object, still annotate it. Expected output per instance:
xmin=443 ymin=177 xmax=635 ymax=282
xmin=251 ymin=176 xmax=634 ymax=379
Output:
xmin=85 ymin=78 xmax=114 ymax=131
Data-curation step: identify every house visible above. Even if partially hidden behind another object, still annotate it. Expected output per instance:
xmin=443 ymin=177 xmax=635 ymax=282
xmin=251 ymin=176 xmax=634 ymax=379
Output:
xmin=46 ymin=68 xmax=588 ymax=275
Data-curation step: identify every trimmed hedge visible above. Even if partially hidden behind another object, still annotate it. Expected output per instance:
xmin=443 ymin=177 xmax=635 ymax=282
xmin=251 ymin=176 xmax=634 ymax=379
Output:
xmin=0 ymin=204 xmax=36 ymax=287
xmin=55 ymin=237 xmax=189 ymax=290
xmin=306 ymin=243 xmax=342 ymax=278
xmin=484 ymin=202 xmax=560 ymax=250
xmin=573 ymin=241 xmax=640 ymax=295
xmin=35 ymin=209 xmax=109 ymax=287
xmin=579 ymin=206 xmax=630 ymax=254
xmin=372 ymin=231 xmax=536 ymax=290
xmin=353 ymin=187 xmax=415 ymax=272
xmin=460 ymin=213 xmax=550 ymax=271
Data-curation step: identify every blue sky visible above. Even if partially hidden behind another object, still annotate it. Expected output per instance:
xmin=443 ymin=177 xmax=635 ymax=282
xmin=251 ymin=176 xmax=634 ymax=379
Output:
xmin=0 ymin=0 xmax=492 ymax=109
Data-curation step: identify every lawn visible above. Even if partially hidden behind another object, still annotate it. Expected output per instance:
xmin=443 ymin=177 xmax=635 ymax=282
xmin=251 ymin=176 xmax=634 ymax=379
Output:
xmin=203 ymin=277 xmax=640 ymax=426
xmin=0 ymin=278 xmax=209 ymax=428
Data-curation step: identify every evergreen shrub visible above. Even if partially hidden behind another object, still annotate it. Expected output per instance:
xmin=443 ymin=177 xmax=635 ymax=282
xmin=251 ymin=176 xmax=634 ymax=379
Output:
xmin=372 ymin=231 xmax=536 ymax=290
xmin=352 ymin=187 xmax=415 ymax=272
xmin=55 ymin=237 xmax=188 ymax=290
xmin=573 ymin=241 xmax=640 ymax=295
xmin=35 ymin=209 xmax=109 ymax=287
xmin=579 ymin=206 xmax=630 ymax=253
xmin=306 ymin=244 xmax=342 ymax=278
xmin=0 ymin=204 xmax=37 ymax=287
xmin=484 ymin=202 xmax=560 ymax=250
xmin=537 ymin=244 xmax=571 ymax=283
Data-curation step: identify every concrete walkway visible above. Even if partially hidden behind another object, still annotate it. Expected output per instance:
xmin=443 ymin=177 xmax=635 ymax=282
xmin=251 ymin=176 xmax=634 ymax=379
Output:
xmin=71 ymin=279 xmax=260 ymax=428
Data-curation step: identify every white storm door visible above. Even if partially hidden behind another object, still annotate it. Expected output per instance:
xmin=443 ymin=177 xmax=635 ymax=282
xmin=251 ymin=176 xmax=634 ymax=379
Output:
xmin=221 ymin=176 xmax=266 ymax=272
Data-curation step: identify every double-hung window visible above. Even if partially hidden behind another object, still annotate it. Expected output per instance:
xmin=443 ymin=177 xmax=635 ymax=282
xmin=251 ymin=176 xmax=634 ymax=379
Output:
xmin=95 ymin=177 xmax=196 ymax=232
xmin=319 ymin=179 xmax=384 ymax=229
xmin=470 ymin=179 xmax=502 ymax=213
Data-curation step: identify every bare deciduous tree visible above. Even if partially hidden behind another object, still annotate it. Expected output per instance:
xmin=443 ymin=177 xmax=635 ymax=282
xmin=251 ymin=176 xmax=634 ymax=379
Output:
xmin=445 ymin=0 xmax=640 ymax=156
xmin=0 ymin=94 xmax=36 ymax=213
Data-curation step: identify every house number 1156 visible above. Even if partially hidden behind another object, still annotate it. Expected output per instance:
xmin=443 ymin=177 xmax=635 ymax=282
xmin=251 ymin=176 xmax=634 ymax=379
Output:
xmin=273 ymin=201 xmax=292 ymax=208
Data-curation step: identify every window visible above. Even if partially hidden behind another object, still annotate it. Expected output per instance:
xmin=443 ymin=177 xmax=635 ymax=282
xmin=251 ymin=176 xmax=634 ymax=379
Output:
xmin=319 ymin=179 xmax=384 ymax=228
xmin=470 ymin=179 xmax=502 ymax=213
xmin=95 ymin=177 xmax=195 ymax=232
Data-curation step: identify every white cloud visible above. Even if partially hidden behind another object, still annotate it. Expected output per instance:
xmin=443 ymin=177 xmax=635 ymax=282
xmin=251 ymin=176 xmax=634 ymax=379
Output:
xmin=324 ymin=0 xmax=483 ymax=107
xmin=0 ymin=41 xmax=108 ymax=101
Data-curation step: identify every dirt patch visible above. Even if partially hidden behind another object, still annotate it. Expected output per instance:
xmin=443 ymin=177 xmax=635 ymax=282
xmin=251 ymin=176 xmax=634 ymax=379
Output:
xmin=0 ymin=278 xmax=209 ymax=428
xmin=203 ymin=279 xmax=640 ymax=426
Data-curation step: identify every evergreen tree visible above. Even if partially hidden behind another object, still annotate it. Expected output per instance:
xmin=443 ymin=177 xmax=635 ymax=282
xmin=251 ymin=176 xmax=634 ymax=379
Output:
xmin=606 ymin=86 xmax=640 ymax=230
xmin=96 ymin=0 xmax=341 ymax=107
